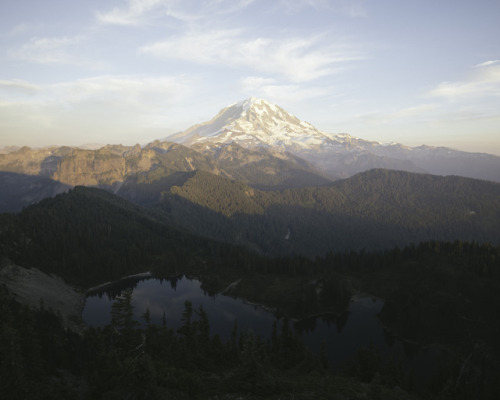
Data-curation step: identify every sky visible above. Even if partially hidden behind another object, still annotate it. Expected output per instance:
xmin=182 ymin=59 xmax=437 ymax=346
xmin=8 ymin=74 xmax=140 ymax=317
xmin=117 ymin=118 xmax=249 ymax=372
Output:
xmin=0 ymin=0 xmax=499 ymax=155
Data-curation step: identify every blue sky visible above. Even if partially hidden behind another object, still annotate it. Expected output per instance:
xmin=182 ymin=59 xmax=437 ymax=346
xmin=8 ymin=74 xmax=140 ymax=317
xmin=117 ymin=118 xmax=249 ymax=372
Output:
xmin=1 ymin=0 xmax=499 ymax=154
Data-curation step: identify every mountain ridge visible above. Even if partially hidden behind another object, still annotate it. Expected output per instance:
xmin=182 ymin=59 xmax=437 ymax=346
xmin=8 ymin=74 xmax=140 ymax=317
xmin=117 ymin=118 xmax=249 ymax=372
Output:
xmin=168 ymin=97 xmax=500 ymax=182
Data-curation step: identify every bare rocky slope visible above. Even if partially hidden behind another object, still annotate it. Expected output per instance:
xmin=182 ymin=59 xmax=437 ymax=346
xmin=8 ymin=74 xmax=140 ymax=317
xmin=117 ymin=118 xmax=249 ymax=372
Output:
xmin=0 ymin=258 xmax=85 ymax=331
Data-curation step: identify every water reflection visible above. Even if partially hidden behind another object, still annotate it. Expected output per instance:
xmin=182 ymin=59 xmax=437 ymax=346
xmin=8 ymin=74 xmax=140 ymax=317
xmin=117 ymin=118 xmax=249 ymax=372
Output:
xmin=84 ymin=275 xmax=276 ymax=341
xmin=83 ymin=275 xmax=449 ymax=379
xmin=86 ymin=273 xmax=153 ymax=301
xmin=295 ymin=312 xmax=349 ymax=335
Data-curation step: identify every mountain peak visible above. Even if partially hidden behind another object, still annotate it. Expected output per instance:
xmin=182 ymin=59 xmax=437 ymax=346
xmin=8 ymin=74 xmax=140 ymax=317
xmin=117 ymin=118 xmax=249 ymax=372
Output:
xmin=230 ymin=97 xmax=283 ymax=118
xmin=236 ymin=96 xmax=265 ymax=110
xmin=168 ymin=98 xmax=331 ymax=149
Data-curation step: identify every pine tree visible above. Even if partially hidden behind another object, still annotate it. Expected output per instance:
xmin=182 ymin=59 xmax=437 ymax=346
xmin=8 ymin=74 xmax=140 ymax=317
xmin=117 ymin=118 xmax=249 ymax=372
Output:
xmin=110 ymin=288 xmax=139 ymax=349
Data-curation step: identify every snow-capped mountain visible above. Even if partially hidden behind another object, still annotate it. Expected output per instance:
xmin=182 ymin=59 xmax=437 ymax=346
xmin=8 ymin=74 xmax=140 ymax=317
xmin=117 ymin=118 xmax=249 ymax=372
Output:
xmin=169 ymin=97 xmax=500 ymax=182
xmin=169 ymin=97 xmax=336 ymax=150
xmin=170 ymin=97 xmax=403 ymax=177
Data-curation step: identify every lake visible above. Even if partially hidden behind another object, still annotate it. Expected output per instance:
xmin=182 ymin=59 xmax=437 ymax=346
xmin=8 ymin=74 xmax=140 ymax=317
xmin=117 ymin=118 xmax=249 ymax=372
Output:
xmin=83 ymin=274 xmax=448 ymax=381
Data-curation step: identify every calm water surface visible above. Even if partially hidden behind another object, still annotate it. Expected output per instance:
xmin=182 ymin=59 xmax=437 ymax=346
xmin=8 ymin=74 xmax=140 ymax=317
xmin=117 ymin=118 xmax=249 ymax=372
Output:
xmin=83 ymin=275 xmax=447 ymax=379
xmin=84 ymin=276 xmax=275 ymax=340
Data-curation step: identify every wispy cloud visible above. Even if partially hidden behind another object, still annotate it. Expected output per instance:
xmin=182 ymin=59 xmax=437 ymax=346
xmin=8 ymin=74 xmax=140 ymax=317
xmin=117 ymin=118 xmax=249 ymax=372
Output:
xmin=340 ymin=1 xmax=368 ymax=18
xmin=3 ymin=23 xmax=35 ymax=38
xmin=279 ymin=0 xmax=331 ymax=12
xmin=8 ymin=35 xmax=106 ymax=70
xmin=359 ymin=103 xmax=439 ymax=126
xmin=52 ymin=75 xmax=195 ymax=107
xmin=429 ymin=61 xmax=500 ymax=98
xmin=96 ymin=0 xmax=256 ymax=26
xmin=387 ymin=104 xmax=439 ymax=121
xmin=240 ymin=76 xmax=332 ymax=103
xmin=96 ymin=0 xmax=166 ymax=26
xmin=0 ymin=79 xmax=41 ymax=94
xmin=141 ymin=30 xmax=363 ymax=82
xmin=10 ymin=36 xmax=81 ymax=64
xmin=475 ymin=60 xmax=500 ymax=68
xmin=278 ymin=0 xmax=367 ymax=17
xmin=240 ymin=76 xmax=277 ymax=91
xmin=0 ymin=74 xmax=196 ymax=116
xmin=141 ymin=28 xmax=240 ymax=64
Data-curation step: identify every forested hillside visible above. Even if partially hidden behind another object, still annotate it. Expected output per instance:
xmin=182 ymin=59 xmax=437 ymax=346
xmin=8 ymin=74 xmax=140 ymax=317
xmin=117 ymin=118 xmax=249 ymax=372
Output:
xmin=0 ymin=186 xmax=254 ymax=286
xmin=152 ymin=169 xmax=500 ymax=257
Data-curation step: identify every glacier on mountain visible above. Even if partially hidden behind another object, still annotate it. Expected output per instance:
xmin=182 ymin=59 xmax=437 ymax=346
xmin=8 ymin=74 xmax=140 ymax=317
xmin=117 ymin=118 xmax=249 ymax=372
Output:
xmin=169 ymin=97 xmax=334 ymax=150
